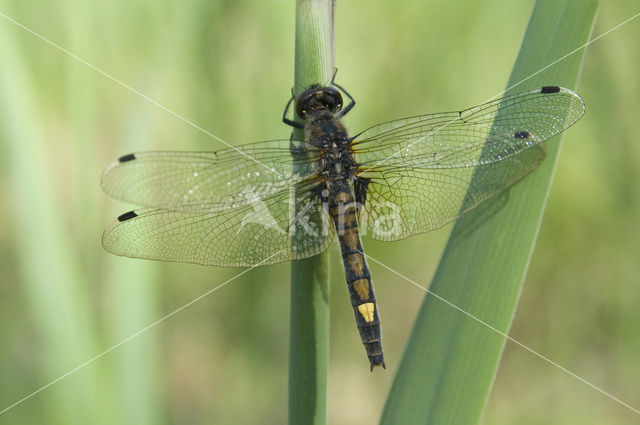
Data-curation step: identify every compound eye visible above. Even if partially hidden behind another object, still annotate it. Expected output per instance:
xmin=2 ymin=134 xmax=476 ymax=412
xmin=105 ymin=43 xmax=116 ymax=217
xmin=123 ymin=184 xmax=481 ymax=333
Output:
xmin=294 ymin=85 xmax=343 ymax=118
xmin=295 ymin=87 xmax=318 ymax=119
xmin=322 ymin=87 xmax=343 ymax=112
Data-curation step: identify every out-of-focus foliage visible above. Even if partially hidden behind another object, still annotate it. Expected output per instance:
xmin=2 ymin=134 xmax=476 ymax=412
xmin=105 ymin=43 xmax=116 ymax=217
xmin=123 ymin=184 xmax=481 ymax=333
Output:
xmin=0 ymin=1 xmax=637 ymax=424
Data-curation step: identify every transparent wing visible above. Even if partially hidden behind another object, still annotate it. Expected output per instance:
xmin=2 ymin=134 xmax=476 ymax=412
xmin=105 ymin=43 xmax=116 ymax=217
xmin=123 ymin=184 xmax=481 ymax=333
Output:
xmin=353 ymin=87 xmax=584 ymax=170
xmin=353 ymin=86 xmax=584 ymax=241
xmin=101 ymin=139 xmax=322 ymax=213
xmin=102 ymin=181 xmax=334 ymax=267
xmin=358 ymin=146 xmax=544 ymax=241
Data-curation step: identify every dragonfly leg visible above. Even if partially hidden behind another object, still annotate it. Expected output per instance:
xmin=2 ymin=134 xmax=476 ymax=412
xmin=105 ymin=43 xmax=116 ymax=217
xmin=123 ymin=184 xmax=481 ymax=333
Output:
xmin=354 ymin=176 xmax=370 ymax=209
xmin=282 ymin=92 xmax=303 ymax=129
xmin=330 ymin=70 xmax=356 ymax=118
xmin=311 ymin=182 xmax=330 ymax=213
xmin=334 ymin=81 xmax=355 ymax=118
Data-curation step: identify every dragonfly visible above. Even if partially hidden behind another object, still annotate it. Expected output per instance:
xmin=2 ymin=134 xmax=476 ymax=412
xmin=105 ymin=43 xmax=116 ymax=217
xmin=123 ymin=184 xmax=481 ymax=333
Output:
xmin=102 ymin=79 xmax=585 ymax=370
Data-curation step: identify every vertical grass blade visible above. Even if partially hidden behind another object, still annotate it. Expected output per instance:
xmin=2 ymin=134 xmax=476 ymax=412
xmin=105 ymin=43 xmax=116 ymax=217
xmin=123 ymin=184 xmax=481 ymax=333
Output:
xmin=289 ymin=1 xmax=334 ymax=425
xmin=0 ymin=10 xmax=104 ymax=424
xmin=380 ymin=1 xmax=598 ymax=424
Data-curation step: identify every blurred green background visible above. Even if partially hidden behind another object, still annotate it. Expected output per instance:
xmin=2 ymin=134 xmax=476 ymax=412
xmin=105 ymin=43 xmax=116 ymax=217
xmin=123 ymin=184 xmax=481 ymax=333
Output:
xmin=0 ymin=1 xmax=638 ymax=424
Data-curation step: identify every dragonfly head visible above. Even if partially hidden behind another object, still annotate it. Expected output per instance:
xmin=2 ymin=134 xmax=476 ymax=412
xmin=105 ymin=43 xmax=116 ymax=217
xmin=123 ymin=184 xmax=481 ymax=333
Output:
xmin=295 ymin=85 xmax=343 ymax=120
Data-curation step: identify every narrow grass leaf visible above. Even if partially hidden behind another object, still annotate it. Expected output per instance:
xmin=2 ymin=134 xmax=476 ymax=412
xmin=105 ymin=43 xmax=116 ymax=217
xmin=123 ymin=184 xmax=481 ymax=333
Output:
xmin=380 ymin=1 xmax=598 ymax=424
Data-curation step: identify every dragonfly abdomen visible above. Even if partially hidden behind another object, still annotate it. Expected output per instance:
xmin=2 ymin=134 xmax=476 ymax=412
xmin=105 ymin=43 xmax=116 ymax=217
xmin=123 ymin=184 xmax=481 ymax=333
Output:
xmin=328 ymin=179 xmax=385 ymax=370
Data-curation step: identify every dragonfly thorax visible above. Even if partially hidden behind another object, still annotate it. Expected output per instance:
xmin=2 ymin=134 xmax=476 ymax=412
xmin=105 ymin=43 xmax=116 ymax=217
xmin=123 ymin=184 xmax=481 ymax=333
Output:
xmin=301 ymin=114 xmax=356 ymax=182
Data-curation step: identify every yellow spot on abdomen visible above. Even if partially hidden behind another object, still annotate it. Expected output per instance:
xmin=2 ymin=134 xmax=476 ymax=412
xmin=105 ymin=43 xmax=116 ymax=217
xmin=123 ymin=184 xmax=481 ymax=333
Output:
xmin=357 ymin=302 xmax=375 ymax=323
xmin=347 ymin=253 xmax=365 ymax=276
xmin=342 ymin=229 xmax=359 ymax=249
xmin=334 ymin=192 xmax=351 ymax=203
xmin=352 ymin=278 xmax=370 ymax=300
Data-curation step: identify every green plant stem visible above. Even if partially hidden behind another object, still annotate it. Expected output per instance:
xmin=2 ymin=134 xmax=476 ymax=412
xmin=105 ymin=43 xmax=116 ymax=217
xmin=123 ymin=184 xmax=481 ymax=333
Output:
xmin=289 ymin=1 xmax=334 ymax=425
xmin=381 ymin=1 xmax=597 ymax=424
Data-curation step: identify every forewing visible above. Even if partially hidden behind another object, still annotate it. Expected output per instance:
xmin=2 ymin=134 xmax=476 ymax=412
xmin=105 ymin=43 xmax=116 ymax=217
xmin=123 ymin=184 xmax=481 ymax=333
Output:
xmin=102 ymin=181 xmax=334 ymax=267
xmin=101 ymin=139 xmax=322 ymax=213
xmin=353 ymin=87 xmax=584 ymax=170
